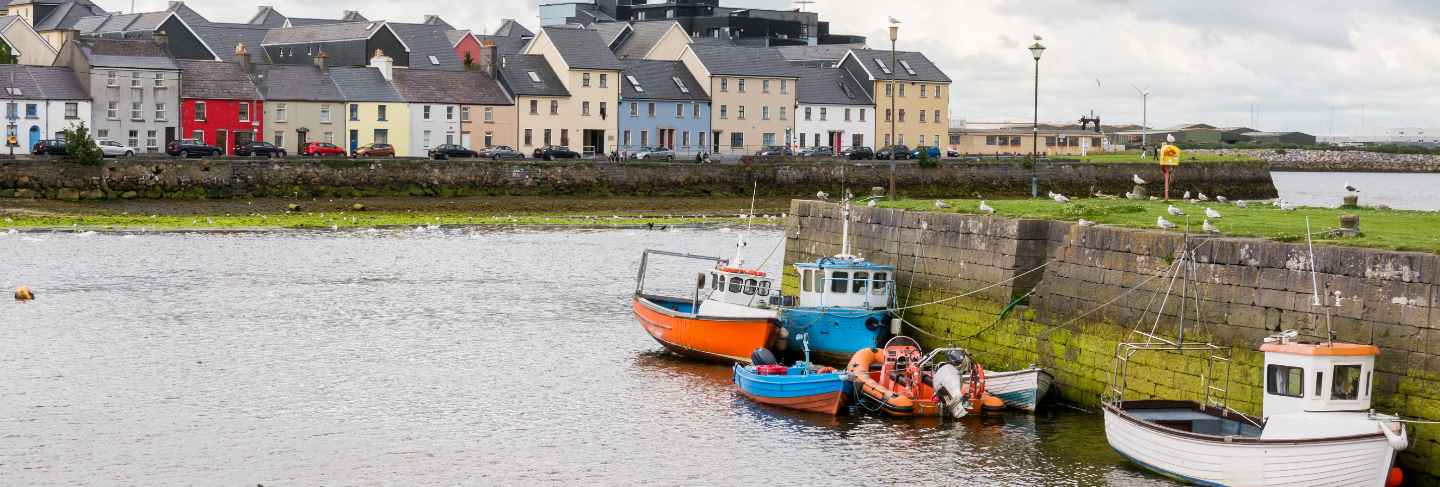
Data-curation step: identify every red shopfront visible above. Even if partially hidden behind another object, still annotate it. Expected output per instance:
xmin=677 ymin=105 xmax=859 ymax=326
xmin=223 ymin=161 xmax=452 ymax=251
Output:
xmin=180 ymin=98 xmax=263 ymax=155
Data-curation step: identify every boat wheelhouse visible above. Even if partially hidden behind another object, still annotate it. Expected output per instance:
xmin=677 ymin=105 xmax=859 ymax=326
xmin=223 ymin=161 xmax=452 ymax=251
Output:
xmin=632 ymin=244 xmax=781 ymax=364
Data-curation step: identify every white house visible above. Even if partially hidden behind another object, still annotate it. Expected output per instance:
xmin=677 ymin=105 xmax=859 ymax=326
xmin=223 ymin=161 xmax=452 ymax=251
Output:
xmin=0 ymin=64 xmax=90 ymax=149
xmin=794 ymin=66 xmax=873 ymax=152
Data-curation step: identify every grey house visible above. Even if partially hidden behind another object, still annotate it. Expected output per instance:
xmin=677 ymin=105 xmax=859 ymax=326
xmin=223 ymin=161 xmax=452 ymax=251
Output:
xmin=55 ymin=37 xmax=180 ymax=152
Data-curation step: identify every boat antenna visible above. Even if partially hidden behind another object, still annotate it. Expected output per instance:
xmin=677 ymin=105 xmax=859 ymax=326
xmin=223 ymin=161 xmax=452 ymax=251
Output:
xmin=734 ymin=181 xmax=759 ymax=267
xmin=746 ymin=180 xmax=757 ymax=234
xmin=1304 ymin=217 xmax=1334 ymax=344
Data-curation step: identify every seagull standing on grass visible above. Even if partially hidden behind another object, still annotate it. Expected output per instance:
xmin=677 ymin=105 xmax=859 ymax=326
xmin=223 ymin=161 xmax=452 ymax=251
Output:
xmin=816 ymin=191 xmax=829 ymax=201
xmin=1133 ymin=174 xmax=1146 ymax=185
xmin=1157 ymin=216 xmax=1177 ymax=230
xmin=1345 ymin=181 xmax=1359 ymax=193
xmin=1168 ymin=205 xmax=1185 ymax=216
xmin=1182 ymin=191 xmax=1192 ymax=200
xmin=1197 ymin=192 xmax=1209 ymax=202
xmin=867 ymin=199 xmax=877 ymax=207
xmin=1235 ymin=200 xmax=1248 ymax=208
xmin=1053 ymin=193 xmax=1070 ymax=203
xmin=1217 ymin=195 xmax=1228 ymax=203
xmin=1078 ymin=219 xmax=1096 ymax=227
xmin=1203 ymin=219 xmax=1221 ymax=234
xmin=1279 ymin=200 xmax=1297 ymax=211
xmin=1205 ymin=207 xmax=1222 ymax=219
xmin=934 ymin=200 xmax=951 ymax=209
xmin=1166 ymin=133 xmax=1176 ymax=143
xmin=978 ymin=200 xmax=995 ymax=214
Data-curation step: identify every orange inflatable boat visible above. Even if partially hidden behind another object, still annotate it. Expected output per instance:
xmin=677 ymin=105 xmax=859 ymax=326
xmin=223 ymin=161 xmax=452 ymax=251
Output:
xmin=846 ymin=336 xmax=1003 ymax=419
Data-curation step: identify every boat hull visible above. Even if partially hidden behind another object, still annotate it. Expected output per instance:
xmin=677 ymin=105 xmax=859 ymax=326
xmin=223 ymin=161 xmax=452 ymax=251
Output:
xmin=732 ymin=365 xmax=849 ymax=415
xmin=1103 ymin=401 xmax=1398 ymax=486
xmin=633 ymin=295 xmax=777 ymax=364
xmin=983 ymin=367 xmax=1053 ymax=413
xmin=779 ymin=307 xmax=889 ymax=366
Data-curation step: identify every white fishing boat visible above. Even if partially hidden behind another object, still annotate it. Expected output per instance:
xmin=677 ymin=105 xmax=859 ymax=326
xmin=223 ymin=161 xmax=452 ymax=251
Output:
xmin=982 ymin=366 xmax=1053 ymax=413
xmin=1102 ymin=227 xmax=1408 ymax=487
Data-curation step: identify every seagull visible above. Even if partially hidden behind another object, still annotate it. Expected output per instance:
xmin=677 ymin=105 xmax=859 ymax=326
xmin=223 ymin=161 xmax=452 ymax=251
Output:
xmin=1235 ymin=200 xmax=1248 ymax=208
xmin=1197 ymin=192 xmax=1209 ymax=202
xmin=1047 ymin=191 xmax=1057 ymax=199
xmin=1133 ymin=174 xmax=1146 ymax=185
xmin=934 ymin=200 xmax=951 ymax=209
xmin=867 ymin=199 xmax=877 ymax=207
xmin=1078 ymin=219 xmax=1096 ymax=227
xmin=1157 ymin=216 xmax=1177 ymax=230
xmin=1033 ymin=34 xmax=1042 ymax=41
xmin=1203 ymin=219 xmax=1221 ymax=234
xmin=1182 ymin=191 xmax=1192 ymax=200
xmin=1279 ymin=200 xmax=1297 ymax=211
xmin=816 ymin=191 xmax=829 ymax=201
xmin=1167 ymin=205 xmax=1185 ymax=216
xmin=890 ymin=17 xmax=902 ymax=24
xmin=1124 ymin=191 xmax=1137 ymax=199
xmin=1205 ymin=207 xmax=1222 ymax=219
xmin=978 ymin=200 xmax=995 ymax=214
xmin=1166 ymin=133 xmax=1176 ymax=143
xmin=1052 ymin=193 xmax=1070 ymax=203
xmin=1217 ymin=195 xmax=1228 ymax=203
xmin=1149 ymin=196 xmax=1159 ymax=201
xmin=1344 ymin=181 xmax=1359 ymax=193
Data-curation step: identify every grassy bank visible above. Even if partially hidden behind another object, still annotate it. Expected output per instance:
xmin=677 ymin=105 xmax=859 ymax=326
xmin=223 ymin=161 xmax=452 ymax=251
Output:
xmin=0 ymin=196 xmax=791 ymax=231
xmin=882 ymin=198 xmax=1440 ymax=254
xmin=1057 ymin=151 xmax=1259 ymax=164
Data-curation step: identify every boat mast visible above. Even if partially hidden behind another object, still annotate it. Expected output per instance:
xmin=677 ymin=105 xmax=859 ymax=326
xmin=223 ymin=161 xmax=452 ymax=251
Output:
xmin=838 ymin=199 xmax=853 ymax=259
xmin=1305 ymin=217 xmax=1334 ymax=344
xmin=734 ymin=181 xmax=759 ymax=267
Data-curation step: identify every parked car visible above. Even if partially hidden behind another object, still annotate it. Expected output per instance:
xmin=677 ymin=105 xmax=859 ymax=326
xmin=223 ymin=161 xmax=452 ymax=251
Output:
xmin=94 ymin=139 xmax=137 ymax=157
xmin=166 ymin=138 xmax=222 ymax=158
xmin=875 ymin=145 xmax=912 ymax=160
xmin=352 ymin=143 xmax=395 ymax=158
xmin=754 ymin=146 xmax=793 ymax=157
xmin=480 ymin=145 xmax=524 ymax=160
xmin=32 ymin=139 xmax=67 ymax=156
xmin=797 ymin=146 xmax=834 ymax=157
xmin=301 ymin=141 xmax=346 ymax=157
xmin=841 ymin=146 xmax=875 ymax=160
xmin=632 ymin=146 xmax=674 ymax=161
xmin=534 ymin=145 xmax=580 ymax=160
xmin=911 ymin=146 xmax=941 ymax=159
xmin=234 ymin=141 xmax=286 ymax=158
xmin=946 ymin=149 xmax=961 ymax=158
xmin=428 ymin=144 xmax=478 ymax=160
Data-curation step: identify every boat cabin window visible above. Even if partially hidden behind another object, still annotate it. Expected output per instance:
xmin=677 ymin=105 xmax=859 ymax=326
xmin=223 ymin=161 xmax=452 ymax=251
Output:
xmin=743 ymin=278 xmax=757 ymax=295
xmin=872 ymin=272 xmax=888 ymax=295
xmin=1315 ymin=372 xmax=1323 ymax=398
xmin=713 ymin=273 xmax=721 ymax=291
xmin=729 ymin=276 xmax=744 ymax=293
xmin=852 ymin=272 xmax=868 ymax=293
xmin=1332 ymin=365 xmax=1362 ymax=400
xmin=757 ymin=280 xmax=771 ymax=296
xmin=1266 ymin=364 xmax=1304 ymax=398
xmin=830 ymin=271 xmax=849 ymax=294
xmin=802 ymin=270 xmax=813 ymax=292
xmin=811 ymin=270 xmax=824 ymax=294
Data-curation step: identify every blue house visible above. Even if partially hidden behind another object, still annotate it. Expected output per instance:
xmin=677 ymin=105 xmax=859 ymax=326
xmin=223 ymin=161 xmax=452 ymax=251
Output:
xmin=618 ymin=59 xmax=710 ymax=159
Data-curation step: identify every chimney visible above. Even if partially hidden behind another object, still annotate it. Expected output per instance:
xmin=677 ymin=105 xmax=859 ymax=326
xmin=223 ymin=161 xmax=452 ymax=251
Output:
xmin=479 ymin=39 xmax=496 ymax=77
xmin=369 ymin=49 xmax=393 ymax=81
xmin=234 ymin=42 xmax=253 ymax=73
xmin=313 ymin=50 xmax=328 ymax=71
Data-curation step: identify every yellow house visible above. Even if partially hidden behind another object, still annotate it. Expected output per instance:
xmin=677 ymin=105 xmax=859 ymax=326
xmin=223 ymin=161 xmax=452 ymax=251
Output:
xmin=329 ymin=57 xmax=410 ymax=155
xmin=505 ymin=27 xmax=622 ymax=156
xmin=670 ymin=44 xmax=798 ymax=155
xmin=838 ymin=49 xmax=950 ymax=150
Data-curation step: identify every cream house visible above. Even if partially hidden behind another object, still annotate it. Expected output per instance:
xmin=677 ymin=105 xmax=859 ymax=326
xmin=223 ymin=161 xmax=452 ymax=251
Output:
xmin=671 ymin=44 xmax=798 ymax=155
xmin=839 ymin=49 xmax=951 ymax=150
xmin=511 ymin=26 xmax=622 ymax=156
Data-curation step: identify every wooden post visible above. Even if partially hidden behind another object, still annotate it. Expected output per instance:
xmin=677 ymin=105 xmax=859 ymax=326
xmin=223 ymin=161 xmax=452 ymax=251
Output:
xmin=1163 ymin=166 xmax=1172 ymax=201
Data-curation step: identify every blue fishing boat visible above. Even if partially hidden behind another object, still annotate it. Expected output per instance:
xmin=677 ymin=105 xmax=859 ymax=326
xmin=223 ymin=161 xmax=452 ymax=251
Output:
xmin=779 ymin=198 xmax=896 ymax=365
xmin=732 ymin=336 xmax=851 ymax=415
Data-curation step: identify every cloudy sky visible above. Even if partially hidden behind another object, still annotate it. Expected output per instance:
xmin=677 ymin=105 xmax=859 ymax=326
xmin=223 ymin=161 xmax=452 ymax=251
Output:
xmin=137 ymin=0 xmax=1439 ymax=135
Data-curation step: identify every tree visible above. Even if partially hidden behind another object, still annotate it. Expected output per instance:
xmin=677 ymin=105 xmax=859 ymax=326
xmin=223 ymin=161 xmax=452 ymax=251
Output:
xmin=463 ymin=52 xmax=475 ymax=70
xmin=0 ymin=40 xmax=16 ymax=65
xmin=63 ymin=122 xmax=103 ymax=166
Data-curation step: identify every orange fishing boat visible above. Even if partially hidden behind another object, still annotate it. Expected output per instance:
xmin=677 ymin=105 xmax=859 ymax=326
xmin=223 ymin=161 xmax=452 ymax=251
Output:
xmin=847 ymin=336 xmax=1003 ymax=419
xmin=633 ymin=249 xmax=781 ymax=363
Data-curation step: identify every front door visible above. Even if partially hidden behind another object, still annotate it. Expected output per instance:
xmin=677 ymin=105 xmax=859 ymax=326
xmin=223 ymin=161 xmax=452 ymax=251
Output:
xmin=349 ymin=130 xmax=359 ymax=152
xmin=164 ymin=127 xmax=176 ymax=149
xmin=297 ymin=130 xmax=307 ymax=149
xmin=27 ymin=125 xmax=39 ymax=149
xmin=216 ymin=130 xmax=228 ymax=155
xmin=234 ymin=131 xmax=253 ymax=150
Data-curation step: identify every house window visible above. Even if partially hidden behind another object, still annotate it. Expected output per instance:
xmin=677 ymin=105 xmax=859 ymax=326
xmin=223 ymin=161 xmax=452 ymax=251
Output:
xmin=131 ymin=101 xmax=143 ymax=120
xmin=446 ymin=106 xmax=455 ymax=121
xmin=737 ymin=106 xmax=745 ymax=120
xmin=1267 ymin=364 xmax=1304 ymax=398
xmin=154 ymin=72 xmax=164 ymax=87
xmin=730 ymin=132 xmax=743 ymax=148
xmin=276 ymin=103 xmax=288 ymax=122
xmin=64 ymin=103 xmax=78 ymax=119
xmin=560 ymin=129 xmax=568 ymax=146
xmin=155 ymin=103 xmax=166 ymax=121
xmin=549 ymin=100 xmax=559 ymax=115
xmin=737 ymin=79 xmax=746 ymax=93
xmin=128 ymin=130 xmax=139 ymax=148
xmin=692 ymin=102 xmax=699 ymax=119
xmin=23 ymin=103 xmax=36 ymax=119
xmin=844 ymin=108 xmax=851 ymax=121
xmin=582 ymin=101 xmax=591 ymax=116
xmin=860 ymin=109 xmax=867 ymax=122
xmin=423 ymin=130 xmax=431 ymax=148
xmin=274 ymin=130 xmax=284 ymax=148
xmin=543 ymin=128 xmax=552 ymax=145
xmin=374 ymin=129 xmax=389 ymax=144
xmin=324 ymin=132 xmax=334 ymax=143
xmin=719 ymin=105 xmax=727 ymax=119
xmin=582 ymin=72 xmax=591 ymax=87
xmin=919 ymin=110 xmax=926 ymax=123
xmin=97 ymin=129 xmax=108 ymax=139
xmin=898 ymin=109 xmax=906 ymax=122
xmin=238 ymin=102 xmax=250 ymax=122
xmin=524 ymin=128 xmax=533 ymax=146
xmin=483 ymin=132 xmax=493 ymax=147
xmin=681 ymin=131 xmax=689 ymax=147
xmin=320 ymin=104 xmax=332 ymax=123
xmin=483 ymin=107 xmax=493 ymax=121
xmin=194 ymin=101 xmax=207 ymax=121
xmin=899 ymin=84 xmax=906 ymax=97
xmin=461 ymin=106 xmax=470 ymax=121
xmin=146 ymin=130 xmax=156 ymax=149
xmin=191 ymin=130 xmax=204 ymax=142
xmin=720 ymin=78 xmax=728 ymax=92
xmin=762 ymin=133 xmax=775 ymax=146
xmin=423 ymin=105 xmax=432 ymax=120
xmin=130 ymin=71 xmax=140 ymax=87
xmin=1332 ymin=365 xmax=1363 ymax=400
xmin=647 ymin=102 xmax=655 ymax=117
xmin=885 ymin=82 xmax=894 ymax=97
xmin=934 ymin=110 xmax=942 ymax=124
xmin=675 ymin=103 xmax=683 ymax=118
xmin=599 ymin=73 xmax=608 ymax=88
xmin=819 ymin=107 xmax=826 ymax=121
xmin=530 ymin=100 xmax=539 ymax=115
xmin=622 ymin=130 xmax=631 ymax=147
xmin=106 ymin=70 xmax=118 ymax=87
xmin=920 ymin=84 xmax=927 ymax=98
xmin=377 ymin=105 xmax=387 ymax=121
xmin=762 ymin=79 xmax=770 ymax=93
xmin=885 ymin=109 xmax=892 ymax=122
xmin=640 ymin=130 xmax=649 ymax=146
xmin=779 ymin=107 xmax=786 ymax=120
xmin=106 ymin=101 xmax=118 ymax=119
xmin=780 ymin=79 xmax=788 ymax=94
xmin=600 ymin=102 xmax=607 ymax=119
xmin=804 ymin=107 xmax=811 ymax=121
xmin=349 ymin=104 xmax=359 ymax=121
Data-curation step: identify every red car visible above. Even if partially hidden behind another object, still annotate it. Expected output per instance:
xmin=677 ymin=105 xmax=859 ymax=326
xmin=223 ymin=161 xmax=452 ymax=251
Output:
xmin=301 ymin=141 xmax=346 ymax=157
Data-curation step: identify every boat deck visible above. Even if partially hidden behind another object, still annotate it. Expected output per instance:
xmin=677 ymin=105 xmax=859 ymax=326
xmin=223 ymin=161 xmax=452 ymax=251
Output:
xmin=1123 ymin=401 xmax=1263 ymax=438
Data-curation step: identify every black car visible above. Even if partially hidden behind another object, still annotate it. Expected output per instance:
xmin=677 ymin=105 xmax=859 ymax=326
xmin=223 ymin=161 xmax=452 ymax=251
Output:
xmin=534 ymin=145 xmax=580 ymax=160
xmin=166 ymin=138 xmax=222 ymax=158
xmin=31 ymin=139 xmax=67 ymax=156
xmin=754 ymin=146 xmax=793 ymax=157
xmin=875 ymin=145 xmax=912 ymax=160
xmin=235 ymin=141 xmax=286 ymax=158
xmin=841 ymin=146 xmax=874 ymax=160
xmin=428 ymin=144 xmax=479 ymax=160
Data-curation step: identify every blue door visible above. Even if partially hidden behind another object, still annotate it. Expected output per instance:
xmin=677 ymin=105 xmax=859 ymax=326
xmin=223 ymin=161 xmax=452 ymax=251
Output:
xmin=27 ymin=125 xmax=39 ymax=149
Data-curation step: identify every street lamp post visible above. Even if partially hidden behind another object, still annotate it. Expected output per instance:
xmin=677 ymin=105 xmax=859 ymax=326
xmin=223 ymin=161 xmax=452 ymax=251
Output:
xmin=1029 ymin=39 xmax=1045 ymax=198
xmin=888 ymin=22 xmax=898 ymax=201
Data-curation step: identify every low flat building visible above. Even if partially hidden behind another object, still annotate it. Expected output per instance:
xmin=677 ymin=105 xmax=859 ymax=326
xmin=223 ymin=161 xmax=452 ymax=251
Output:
xmin=948 ymin=127 xmax=1107 ymax=157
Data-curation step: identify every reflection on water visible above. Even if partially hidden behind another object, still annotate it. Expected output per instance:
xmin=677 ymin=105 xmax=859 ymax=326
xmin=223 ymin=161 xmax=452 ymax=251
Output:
xmin=0 ymin=228 xmax=1170 ymax=485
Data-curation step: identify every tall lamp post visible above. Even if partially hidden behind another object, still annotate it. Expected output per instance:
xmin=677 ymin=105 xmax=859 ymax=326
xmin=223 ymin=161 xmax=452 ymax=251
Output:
xmin=887 ymin=21 xmax=899 ymax=201
xmin=1029 ymin=38 xmax=1045 ymax=198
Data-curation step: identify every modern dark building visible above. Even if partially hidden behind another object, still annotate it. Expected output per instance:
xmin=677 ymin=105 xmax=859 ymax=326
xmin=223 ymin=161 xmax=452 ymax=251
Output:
xmin=548 ymin=0 xmax=864 ymax=47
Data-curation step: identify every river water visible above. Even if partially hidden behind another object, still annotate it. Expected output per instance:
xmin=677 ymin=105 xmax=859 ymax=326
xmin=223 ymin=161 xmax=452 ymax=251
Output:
xmin=0 ymin=227 xmax=1173 ymax=486
xmin=1272 ymin=171 xmax=1440 ymax=210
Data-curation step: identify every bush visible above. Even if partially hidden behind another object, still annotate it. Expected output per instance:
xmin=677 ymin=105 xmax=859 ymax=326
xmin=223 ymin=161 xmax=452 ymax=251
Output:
xmin=917 ymin=148 xmax=937 ymax=168
xmin=62 ymin=122 xmax=103 ymax=166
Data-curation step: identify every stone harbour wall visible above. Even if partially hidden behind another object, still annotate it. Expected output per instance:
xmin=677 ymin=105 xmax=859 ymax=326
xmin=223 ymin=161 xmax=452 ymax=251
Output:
xmin=0 ymin=158 xmax=1278 ymax=200
xmin=784 ymin=200 xmax=1440 ymax=480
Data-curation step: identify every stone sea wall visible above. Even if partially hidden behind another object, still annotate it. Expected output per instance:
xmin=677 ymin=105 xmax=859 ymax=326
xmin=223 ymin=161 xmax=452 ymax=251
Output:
xmin=1198 ymin=148 xmax=1440 ymax=172
xmin=0 ymin=158 xmax=1277 ymax=200
xmin=784 ymin=200 xmax=1440 ymax=480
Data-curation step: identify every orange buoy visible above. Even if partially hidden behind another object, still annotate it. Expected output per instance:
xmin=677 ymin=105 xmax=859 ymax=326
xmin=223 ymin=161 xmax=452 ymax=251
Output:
xmin=980 ymin=394 xmax=1006 ymax=411
xmin=14 ymin=285 xmax=34 ymax=301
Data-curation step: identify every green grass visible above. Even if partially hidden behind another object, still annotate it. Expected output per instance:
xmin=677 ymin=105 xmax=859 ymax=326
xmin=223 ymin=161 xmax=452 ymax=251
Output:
xmin=1058 ymin=151 xmax=1259 ymax=164
xmin=882 ymin=198 xmax=1440 ymax=254
xmin=0 ymin=212 xmax=770 ymax=231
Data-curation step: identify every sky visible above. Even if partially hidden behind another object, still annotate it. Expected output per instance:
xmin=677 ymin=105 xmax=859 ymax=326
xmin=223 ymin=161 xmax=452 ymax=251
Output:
xmin=133 ymin=0 xmax=1440 ymax=135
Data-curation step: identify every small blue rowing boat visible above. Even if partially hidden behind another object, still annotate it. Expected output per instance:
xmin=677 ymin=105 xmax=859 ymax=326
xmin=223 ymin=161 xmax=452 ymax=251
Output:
xmin=732 ymin=336 xmax=851 ymax=415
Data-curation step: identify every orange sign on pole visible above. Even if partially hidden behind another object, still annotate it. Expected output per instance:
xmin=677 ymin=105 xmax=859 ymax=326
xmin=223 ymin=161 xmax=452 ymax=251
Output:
xmin=1159 ymin=144 xmax=1180 ymax=200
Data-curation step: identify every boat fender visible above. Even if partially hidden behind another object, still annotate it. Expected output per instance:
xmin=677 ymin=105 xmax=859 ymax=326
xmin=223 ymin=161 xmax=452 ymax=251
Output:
xmin=14 ymin=285 xmax=33 ymax=301
xmin=1381 ymin=422 xmax=1408 ymax=451
xmin=750 ymin=347 xmax=779 ymax=366
xmin=1387 ymin=467 xmax=1404 ymax=487
xmin=815 ymin=366 xmax=837 ymax=374
xmin=865 ymin=318 xmax=880 ymax=331
xmin=696 ymin=273 xmax=707 ymax=289
xmin=890 ymin=318 xmax=901 ymax=335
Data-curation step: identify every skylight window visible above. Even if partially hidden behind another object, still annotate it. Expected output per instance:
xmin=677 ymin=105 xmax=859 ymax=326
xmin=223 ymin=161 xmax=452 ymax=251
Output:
xmin=672 ymin=76 xmax=688 ymax=94
xmin=428 ymin=55 xmax=440 ymax=65
xmin=873 ymin=58 xmax=891 ymax=75
xmin=627 ymin=75 xmax=643 ymax=92
xmin=527 ymin=71 xmax=542 ymax=83
xmin=898 ymin=60 xmax=916 ymax=75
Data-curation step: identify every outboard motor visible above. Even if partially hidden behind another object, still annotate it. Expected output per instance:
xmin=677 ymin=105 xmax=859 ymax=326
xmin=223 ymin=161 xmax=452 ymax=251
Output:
xmin=933 ymin=363 xmax=969 ymax=419
xmin=750 ymin=347 xmax=778 ymax=366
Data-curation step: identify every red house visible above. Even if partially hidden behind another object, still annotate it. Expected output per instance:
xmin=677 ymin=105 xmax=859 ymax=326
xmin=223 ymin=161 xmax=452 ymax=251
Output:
xmin=176 ymin=51 xmax=263 ymax=155
xmin=448 ymin=30 xmax=486 ymax=69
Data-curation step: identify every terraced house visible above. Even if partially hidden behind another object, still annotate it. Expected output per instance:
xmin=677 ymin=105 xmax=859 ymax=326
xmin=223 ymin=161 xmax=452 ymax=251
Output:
xmin=56 ymin=37 xmax=181 ymax=152
xmin=617 ymin=58 xmax=708 ymax=158
xmin=674 ymin=44 xmax=797 ymax=154
xmin=253 ymin=57 xmax=347 ymax=154
xmin=176 ymin=53 xmax=263 ymax=155
xmin=837 ymin=49 xmax=950 ymax=150
xmin=497 ymin=49 xmax=568 ymax=153
xmin=518 ymin=27 xmax=622 ymax=155
xmin=389 ymin=68 xmax=512 ymax=155
xmin=328 ymin=52 xmax=408 ymax=155
xmin=793 ymin=65 xmax=872 ymax=152
xmin=0 ymin=65 xmax=89 ymax=149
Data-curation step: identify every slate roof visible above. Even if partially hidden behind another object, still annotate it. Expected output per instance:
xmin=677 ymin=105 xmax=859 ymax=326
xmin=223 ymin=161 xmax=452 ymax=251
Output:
xmin=326 ymin=66 xmax=404 ymax=102
xmin=612 ymin=21 xmax=673 ymax=59
xmin=421 ymin=15 xmax=452 ymax=30
xmin=387 ymin=22 xmax=464 ymax=71
xmin=794 ymin=66 xmax=871 ymax=106
xmin=247 ymin=6 xmax=287 ymax=27
xmin=689 ymin=44 xmax=797 ymax=77
xmin=588 ymin=22 xmax=629 ymax=46
xmin=776 ymin=44 xmax=861 ymax=64
xmin=252 ymin=63 xmax=344 ymax=102
xmin=202 ymin=23 xmax=273 ymax=63
xmin=497 ymin=54 xmax=569 ymax=97
xmin=844 ymin=49 xmax=950 ymax=83
xmin=76 ymin=38 xmax=179 ymax=69
xmin=444 ymin=29 xmax=471 ymax=47
xmin=33 ymin=1 xmax=107 ymax=31
xmin=285 ymin=17 xmax=344 ymax=27
xmin=176 ymin=59 xmax=260 ymax=100
xmin=619 ymin=59 xmax=707 ymax=102
xmin=391 ymin=69 xmax=510 ymax=105
xmin=494 ymin=19 xmax=532 ymax=39
xmin=262 ymin=21 xmax=387 ymax=45
xmin=0 ymin=65 xmax=88 ymax=100
xmin=540 ymin=26 xmax=621 ymax=70
xmin=477 ymin=33 xmax=527 ymax=57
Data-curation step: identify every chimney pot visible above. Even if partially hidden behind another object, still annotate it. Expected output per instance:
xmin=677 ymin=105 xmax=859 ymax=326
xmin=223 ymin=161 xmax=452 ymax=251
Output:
xmin=369 ymin=49 xmax=394 ymax=81
xmin=314 ymin=50 xmax=328 ymax=71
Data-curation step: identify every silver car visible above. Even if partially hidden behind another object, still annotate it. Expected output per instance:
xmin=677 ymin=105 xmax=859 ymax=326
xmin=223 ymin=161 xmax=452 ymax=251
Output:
xmin=632 ymin=146 xmax=674 ymax=161
xmin=96 ymin=139 xmax=136 ymax=157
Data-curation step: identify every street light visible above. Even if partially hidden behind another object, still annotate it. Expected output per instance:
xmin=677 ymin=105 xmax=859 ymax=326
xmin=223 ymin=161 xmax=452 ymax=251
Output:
xmin=1029 ymin=37 xmax=1045 ymax=198
xmin=888 ymin=21 xmax=899 ymax=201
